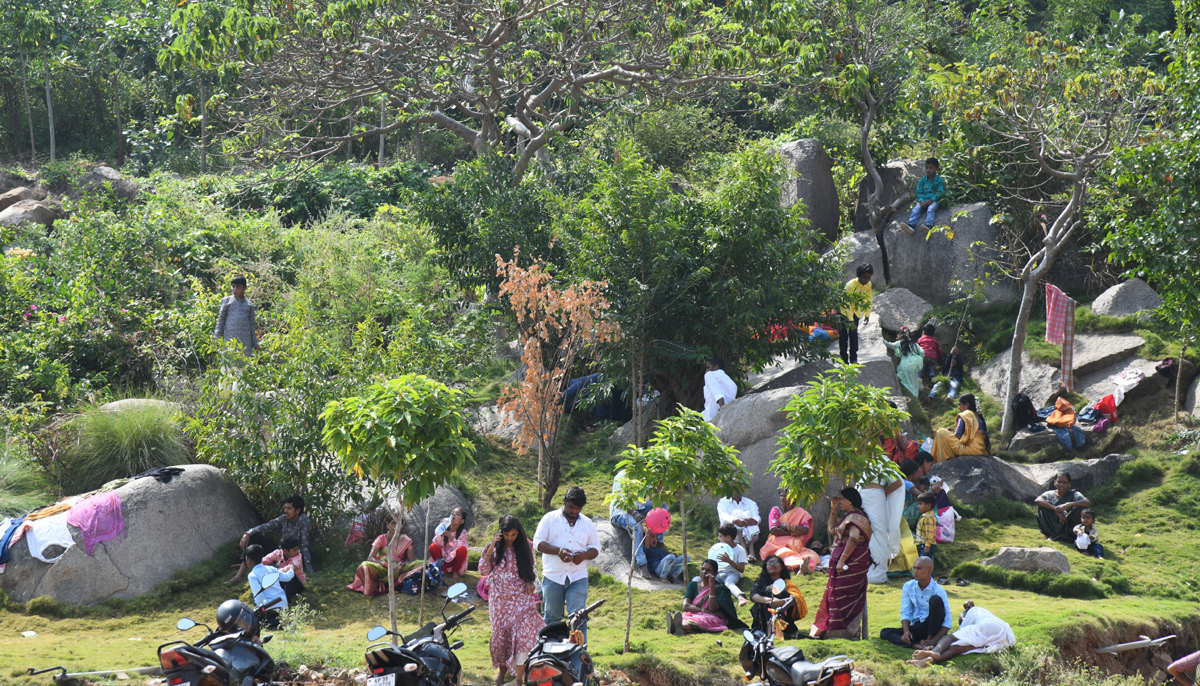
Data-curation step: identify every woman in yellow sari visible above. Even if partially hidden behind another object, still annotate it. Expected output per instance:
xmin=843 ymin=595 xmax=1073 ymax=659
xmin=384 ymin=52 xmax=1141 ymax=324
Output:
xmin=931 ymin=394 xmax=991 ymax=463
xmin=758 ymin=489 xmax=821 ymax=574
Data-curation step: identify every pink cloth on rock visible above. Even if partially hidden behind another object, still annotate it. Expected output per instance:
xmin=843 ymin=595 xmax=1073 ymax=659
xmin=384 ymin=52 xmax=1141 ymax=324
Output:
xmin=66 ymin=492 xmax=126 ymax=557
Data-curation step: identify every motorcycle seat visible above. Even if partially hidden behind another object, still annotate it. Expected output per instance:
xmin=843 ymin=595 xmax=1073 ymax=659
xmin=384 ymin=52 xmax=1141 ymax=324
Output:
xmin=769 ymin=646 xmax=806 ymax=665
xmin=537 ymin=622 xmax=570 ymax=642
xmin=542 ymin=641 xmax=579 ymax=657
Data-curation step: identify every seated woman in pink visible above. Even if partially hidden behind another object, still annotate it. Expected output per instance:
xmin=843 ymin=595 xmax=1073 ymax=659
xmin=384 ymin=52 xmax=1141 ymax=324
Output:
xmin=348 ymin=516 xmax=420 ymax=597
xmin=758 ymin=488 xmax=820 ymax=574
xmin=665 ymin=559 xmax=748 ymax=635
xmin=429 ymin=507 xmax=470 ymax=579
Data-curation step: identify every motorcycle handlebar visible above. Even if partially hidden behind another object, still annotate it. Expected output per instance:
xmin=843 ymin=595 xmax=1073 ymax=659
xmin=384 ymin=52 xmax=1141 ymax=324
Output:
xmin=260 ymin=597 xmax=283 ymax=611
xmin=445 ymin=603 xmax=476 ymax=629
xmin=577 ymin=598 xmax=606 ymax=619
xmin=195 ymin=630 xmax=220 ymax=648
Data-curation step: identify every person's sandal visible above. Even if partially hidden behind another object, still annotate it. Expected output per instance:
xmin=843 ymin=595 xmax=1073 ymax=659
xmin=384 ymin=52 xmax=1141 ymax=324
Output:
xmin=937 ymin=576 xmax=949 ymax=585
xmin=956 ymin=577 xmax=971 ymax=586
xmin=665 ymin=610 xmax=676 ymax=635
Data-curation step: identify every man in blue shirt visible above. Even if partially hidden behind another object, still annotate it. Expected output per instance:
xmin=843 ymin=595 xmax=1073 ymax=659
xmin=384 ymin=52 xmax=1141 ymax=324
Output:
xmin=879 ymin=557 xmax=951 ymax=648
xmin=245 ymin=545 xmax=294 ymax=628
xmin=899 ymin=158 xmax=946 ymax=234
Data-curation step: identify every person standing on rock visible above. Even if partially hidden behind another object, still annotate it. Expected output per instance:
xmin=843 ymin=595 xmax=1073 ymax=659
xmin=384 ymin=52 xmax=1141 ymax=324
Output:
xmin=533 ymin=486 xmax=600 ymax=638
xmin=899 ymin=158 xmax=946 ymax=234
xmin=837 ymin=265 xmax=874 ymax=364
xmin=702 ymin=358 xmax=738 ymax=422
xmin=214 ymin=275 xmax=259 ymax=356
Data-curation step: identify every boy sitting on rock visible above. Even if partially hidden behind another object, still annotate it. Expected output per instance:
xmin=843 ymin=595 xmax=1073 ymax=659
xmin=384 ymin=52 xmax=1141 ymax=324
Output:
xmin=900 ymin=158 xmax=946 ymax=234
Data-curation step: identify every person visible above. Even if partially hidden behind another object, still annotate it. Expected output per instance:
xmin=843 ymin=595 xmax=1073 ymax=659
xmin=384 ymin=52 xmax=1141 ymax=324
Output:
xmin=908 ymin=601 xmax=1016 ymax=667
xmin=709 ymin=523 xmax=750 ymax=605
xmin=914 ymin=451 xmax=935 ymax=478
xmin=1047 ymin=396 xmax=1087 ymax=453
xmin=838 ymin=264 xmax=874 ymax=364
xmin=214 ymin=274 xmax=260 ymax=356
xmin=479 ymin=515 xmax=544 ymax=686
xmin=429 ymin=507 xmax=470 ymax=579
xmin=245 ymin=544 xmax=294 ymax=627
xmin=749 ymin=555 xmax=808 ymax=639
xmin=609 ymin=469 xmax=655 ymax=579
xmin=716 ymin=492 xmax=760 ymax=559
xmin=879 ymin=557 xmax=951 ymax=647
xmin=900 ymin=462 xmax=925 ymax=531
xmin=810 ymin=488 xmax=873 ymax=640
xmin=1072 ymin=508 xmax=1103 ymax=559
xmin=916 ymin=324 xmax=944 ymax=385
xmin=228 ymin=495 xmax=313 ymax=584
xmin=861 ymin=475 xmax=904 ymax=584
xmin=262 ymin=536 xmax=305 ymax=605
xmin=883 ymin=328 xmax=926 ymax=398
xmin=703 ymin=358 xmax=739 ymax=422
xmin=899 ymin=158 xmax=946 ymax=234
xmin=347 ymin=516 xmax=420 ymax=596
xmin=533 ymin=487 xmax=600 ymax=636
xmin=643 ymin=508 xmax=687 ymax=583
xmin=1169 ymin=649 xmax=1200 ymax=686
xmin=913 ymin=494 xmax=938 ymax=561
xmin=926 ymin=346 xmax=964 ymax=404
xmin=1035 ymin=472 xmax=1091 ymax=543
xmin=666 ymin=559 xmax=748 ymax=635
xmin=930 ymin=394 xmax=990 ymax=462
xmin=758 ymin=488 xmax=820 ymax=574
xmin=928 ymin=475 xmax=952 ymax=511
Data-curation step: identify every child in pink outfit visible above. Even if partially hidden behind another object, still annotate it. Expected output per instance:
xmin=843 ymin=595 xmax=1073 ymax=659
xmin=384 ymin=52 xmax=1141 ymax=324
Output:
xmin=262 ymin=536 xmax=305 ymax=603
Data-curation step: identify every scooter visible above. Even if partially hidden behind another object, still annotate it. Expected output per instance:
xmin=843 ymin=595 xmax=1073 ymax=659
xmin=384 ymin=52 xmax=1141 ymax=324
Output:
xmin=160 ymin=571 xmax=283 ymax=686
xmin=739 ymin=580 xmax=853 ymax=686
xmin=363 ymin=581 xmax=476 ymax=686
xmin=523 ymin=598 xmax=606 ymax=686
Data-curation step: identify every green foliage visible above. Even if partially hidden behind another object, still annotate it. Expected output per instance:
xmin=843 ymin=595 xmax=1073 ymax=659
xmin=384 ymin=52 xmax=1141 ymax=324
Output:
xmin=590 ymin=105 xmax=742 ymax=176
xmin=960 ymin=497 xmax=1036 ymax=522
xmin=25 ymin=596 xmax=65 ymax=618
xmin=1089 ymin=457 xmax=1165 ymax=504
xmin=951 ymin=561 xmax=1110 ymax=599
xmin=0 ymin=442 xmax=51 ymax=516
xmin=57 ymin=402 xmax=191 ymax=495
xmin=773 ymin=365 xmax=906 ymax=507
xmin=321 ymin=374 xmax=474 ymax=509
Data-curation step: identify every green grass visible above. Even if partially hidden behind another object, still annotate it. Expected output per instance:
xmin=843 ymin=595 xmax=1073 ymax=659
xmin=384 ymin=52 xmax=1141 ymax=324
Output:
xmin=0 ymin=443 xmax=51 ymax=517
xmin=56 ymin=402 xmax=192 ymax=494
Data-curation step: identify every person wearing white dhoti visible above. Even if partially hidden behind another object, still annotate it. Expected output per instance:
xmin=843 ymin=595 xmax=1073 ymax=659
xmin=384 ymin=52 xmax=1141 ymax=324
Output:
xmin=702 ymin=358 xmax=738 ymax=423
xmin=907 ymin=602 xmax=1016 ymax=668
xmin=861 ymin=476 xmax=904 ymax=584
xmin=716 ymin=494 xmax=760 ymax=558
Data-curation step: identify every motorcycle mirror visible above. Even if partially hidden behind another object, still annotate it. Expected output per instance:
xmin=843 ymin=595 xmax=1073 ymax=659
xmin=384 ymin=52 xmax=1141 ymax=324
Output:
xmin=743 ymin=629 xmax=756 ymax=643
xmin=446 ymin=582 xmax=468 ymax=600
xmin=771 ymin=578 xmax=787 ymax=594
xmin=177 ymin=618 xmax=197 ymax=631
xmin=367 ymin=626 xmax=389 ymax=642
xmin=261 ymin=571 xmax=280 ymax=588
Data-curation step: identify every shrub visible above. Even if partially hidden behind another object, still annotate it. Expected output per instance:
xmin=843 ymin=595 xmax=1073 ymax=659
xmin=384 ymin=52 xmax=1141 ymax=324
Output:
xmin=0 ymin=443 xmax=51 ymax=516
xmin=25 ymin=595 xmax=65 ymax=617
xmin=951 ymin=562 xmax=1109 ymax=599
xmin=960 ymin=497 xmax=1035 ymax=522
xmin=58 ymin=403 xmax=191 ymax=494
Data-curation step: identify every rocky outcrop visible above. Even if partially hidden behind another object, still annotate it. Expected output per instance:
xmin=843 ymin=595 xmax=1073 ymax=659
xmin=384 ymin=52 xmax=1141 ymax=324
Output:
xmin=882 ymin=203 xmax=1012 ymax=305
xmin=778 ymin=139 xmax=839 ymax=243
xmin=929 ymin=453 xmax=1134 ymax=506
xmin=469 ymin=404 xmax=523 ymax=443
xmin=0 ymin=465 xmax=260 ymax=605
xmin=852 ymin=159 xmax=923 ymax=234
xmin=830 ymin=231 xmax=886 ymax=292
xmin=1091 ymin=279 xmax=1161 ymax=319
xmin=1187 ymin=377 xmax=1200 ymax=418
xmin=981 ymin=546 xmax=1070 ymax=574
xmin=872 ymin=288 xmax=933 ymax=332
xmin=77 ymin=166 xmax=140 ymax=201
xmin=713 ymin=386 xmax=800 ymax=448
xmin=1007 ymin=424 xmax=1097 ymax=453
xmin=388 ymin=484 xmax=474 ymax=552
xmin=0 ymin=186 xmax=45 ymax=212
xmin=593 ymin=518 xmax=678 ymax=591
xmin=0 ymin=200 xmax=56 ymax=229
xmin=746 ymin=357 xmax=835 ymax=394
xmin=978 ymin=333 xmax=1146 ymax=405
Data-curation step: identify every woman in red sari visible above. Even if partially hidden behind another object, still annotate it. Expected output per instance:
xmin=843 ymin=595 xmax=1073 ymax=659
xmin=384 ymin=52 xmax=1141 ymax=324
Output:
xmin=810 ymin=487 xmax=873 ymax=640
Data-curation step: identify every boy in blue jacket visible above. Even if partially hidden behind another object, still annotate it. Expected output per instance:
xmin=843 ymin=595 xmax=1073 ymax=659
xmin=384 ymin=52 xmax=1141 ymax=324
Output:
xmin=900 ymin=158 xmax=946 ymax=234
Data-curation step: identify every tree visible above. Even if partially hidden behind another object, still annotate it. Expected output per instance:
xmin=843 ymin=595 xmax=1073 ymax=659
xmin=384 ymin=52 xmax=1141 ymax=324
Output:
xmin=321 ymin=374 xmax=475 ymax=640
xmin=160 ymin=0 xmax=804 ymax=181
xmin=614 ymin=405 xmax=749 ymax=644
xmin=497 ymin=253 xmax=621 ymax=509
xmin=931 ymin=28 xmax=1159 ymax=432
xmin=771 ymin=365 xmax=905 ymax=507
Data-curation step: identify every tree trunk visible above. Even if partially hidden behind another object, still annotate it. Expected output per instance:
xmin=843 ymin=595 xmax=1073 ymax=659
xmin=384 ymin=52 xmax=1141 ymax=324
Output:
xmin=623 ymin=532 xmax=635 ymax=653
xmin=537 ymin=442 xmax=544 ymax=507
xmin=199 ymin=81 xmax=208 ymax=173
xmin=1176 ymin=331 xmax=1189 ymax=422
xmin=378 ymin=103 xmax=386 ymax=168
xmin=541 ymin=448 xmax=561 ymax=511
xmin=19 ymin=51 xmax=35 ymax=160
xmin=418 ymin=504 xmax=432 ymax=626
xmin=1000 ymin=275 xmax=1038 ymax=433
xmin=41 ymin=45 xmax=55 ymax=162
xmin=386 ymin=518 xmax=401 ymax=645
xmin=113 ymin=73 xmax=125 ymax=167
xmin=679 ymin=497 xmax=689 ymax=584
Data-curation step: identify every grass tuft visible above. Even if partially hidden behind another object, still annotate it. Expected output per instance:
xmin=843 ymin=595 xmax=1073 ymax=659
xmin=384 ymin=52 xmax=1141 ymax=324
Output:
xmin=0 ymin=443 xmax=51 ymax=517
xmin=58 ymin=403 xmax=192 ymax=494
xmin=950 ymin=562 xmax=1109 ymax=599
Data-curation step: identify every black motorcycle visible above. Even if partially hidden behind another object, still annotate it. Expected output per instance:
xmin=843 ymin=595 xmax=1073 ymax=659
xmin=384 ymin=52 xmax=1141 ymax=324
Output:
xmin=160 ymin=571 xmax=283 ymax=686
xmin=523 ymin=598 xmax=606 ymax=686
xmin=739 ymin=580 xmax=853 ymax=686
xmin=363 ymin=581 xmax=476 ymax=686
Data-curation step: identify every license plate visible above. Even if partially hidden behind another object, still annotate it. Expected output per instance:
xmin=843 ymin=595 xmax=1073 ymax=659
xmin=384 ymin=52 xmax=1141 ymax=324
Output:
xmin=368 ymin=674 xmax=397 ymax=686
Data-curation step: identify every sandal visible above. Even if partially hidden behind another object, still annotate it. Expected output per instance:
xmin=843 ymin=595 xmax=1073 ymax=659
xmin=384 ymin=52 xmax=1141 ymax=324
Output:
xmin=937 ymin=576 xmax=949 ymax=585
xmin=955 ymin=577 xmax=971 ymax=586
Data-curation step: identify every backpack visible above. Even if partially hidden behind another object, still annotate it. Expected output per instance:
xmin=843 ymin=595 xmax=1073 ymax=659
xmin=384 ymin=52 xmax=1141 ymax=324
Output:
xmin=1011 ymin=393 xmax=1040 ymax=428
xmin=399 ymin=560 xmax=445 ymax=596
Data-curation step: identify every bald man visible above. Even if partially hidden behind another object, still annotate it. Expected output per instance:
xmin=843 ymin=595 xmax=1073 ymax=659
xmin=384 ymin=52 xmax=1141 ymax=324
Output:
xmin=879 ymin=557 xmax=951 ymax=648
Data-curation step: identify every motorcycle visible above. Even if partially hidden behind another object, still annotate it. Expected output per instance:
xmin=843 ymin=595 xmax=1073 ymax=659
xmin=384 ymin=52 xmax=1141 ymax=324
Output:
xmin=523 ymin=598 xmax=606 ymax=686
xmin=739 ymin=580 xmax=853 ymax=686
xmin=363 ymin=581 xmax=476 ymax=686
xmin=159 ymin=571 xmax=283 ymax=686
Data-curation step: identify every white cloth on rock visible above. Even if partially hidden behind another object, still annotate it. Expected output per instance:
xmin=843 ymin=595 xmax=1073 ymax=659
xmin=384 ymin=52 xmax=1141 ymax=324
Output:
xmin=24 ymin=512 xmax=75 ymax=563
xmin=953 ymin=606 xmax=1016 ymax=655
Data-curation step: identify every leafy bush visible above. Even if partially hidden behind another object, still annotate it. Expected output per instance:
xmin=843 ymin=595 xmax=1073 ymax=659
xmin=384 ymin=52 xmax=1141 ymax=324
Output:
xmin=951 ymin=561 xmax=1110 ymax=599
xmin=25 ymin=595 xmax=65 ymax=618
xmin=57 ymin=403 xmax=192 ymax=494
xmin=0 ymin=443 xmax=51 ymax=516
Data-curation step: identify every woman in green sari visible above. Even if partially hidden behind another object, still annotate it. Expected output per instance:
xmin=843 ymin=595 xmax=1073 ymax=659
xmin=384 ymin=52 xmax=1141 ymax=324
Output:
xmin=347 ymin=516 xmax=421 ymax=596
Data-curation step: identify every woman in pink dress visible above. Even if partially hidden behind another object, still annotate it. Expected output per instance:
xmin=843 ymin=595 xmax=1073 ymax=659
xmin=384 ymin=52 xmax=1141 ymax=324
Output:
xmin=429 ymin=507 xmax=470 ymax=578
xmin=347 ymin=517 xmax=418 ymax=597
xmin=665 ymin=559 xmax=748 ymax=635
xmin=478 ymin=515 xmax=544 ymax=686
xmin=758 ymin=488 xmax=821 ymax=574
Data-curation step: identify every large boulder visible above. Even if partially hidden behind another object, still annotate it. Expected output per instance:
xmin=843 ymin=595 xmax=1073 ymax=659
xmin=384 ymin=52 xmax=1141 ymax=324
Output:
xmin=1187 ymin=377 xmax=1200 ymax=418
xmin=713 ymin=385 xmax=800 ymax=448
xmin=0 ymin=465 xmax=260 ymax=605
xmin=77 ymin=166 xmax=140 ymax=201
xmin=469 ymin=404 xmax=523 ymax=444
xmin=882 ymin=202 xmax=1013 ymax=305
xmin=0 ymin=199 xmax=56 ymax=229
xmin=0 ymin=186 xmax=45 ymax=212
xmin=593 ymin=518 xmax=676 ymax=591
xmin=852 ymin=159 xmax=923 ymax=234
xmin=388 ymin=484 xmax=474 ymax=552
xmin=848 ymin=318 xmax=903 ymax=396
xmin=746 ymin=357 xmax=834 ymax=394
xmin=778 ymin=139 xmax=839 ymax=243
xmin=929 ymin=453 xmax=1134 ymax=506
xmin=1007 ymin=424 xmax=1097 ymax=453
xmin=1091 ymin=279 xmax=1161 ymax=319
xmin=981 ymin=546 xmax=1070 ymax=574
xmin=829 ymin=231 xmax=886 ymax=292
xmin=872 ymin=288 xmax=933 ymax=332
xmin=978 ymin=333 xmax=1146 ymax=406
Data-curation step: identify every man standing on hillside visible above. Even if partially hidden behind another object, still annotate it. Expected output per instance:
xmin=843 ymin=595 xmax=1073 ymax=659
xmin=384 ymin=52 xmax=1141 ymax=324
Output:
xmin=837 ymin=264 xmax=874 ymax=364
xmin=703 ymin=357 xmax=738 ymax=422
xmin=215 ymin=274 xmax=259 ymax=356
xmin=534 ymin=486 xmax=600 ymax=638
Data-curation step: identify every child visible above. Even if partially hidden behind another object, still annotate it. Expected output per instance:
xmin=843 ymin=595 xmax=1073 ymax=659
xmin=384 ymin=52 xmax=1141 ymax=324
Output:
xmin=245 ymin=544 xmax=295 ymax=628
xmin=928 ymin=475 xmax=951 ymax=510
xmin=1073 ymin=509 xmax=1104 ymax=559
xmin=916 ymin=324 xmax=944 ymax=386
xmin=899 ymin=157 xmax=946 ymax=234
xmin=262 ymin=536 xmax=306 ymax=605
xmin=925 ymin=346 xmax=963 ymax=405
xmin=708 ymin=523 xmax=749 ymax=606
xmin=913 ymin=493 xmax=938 ymax=561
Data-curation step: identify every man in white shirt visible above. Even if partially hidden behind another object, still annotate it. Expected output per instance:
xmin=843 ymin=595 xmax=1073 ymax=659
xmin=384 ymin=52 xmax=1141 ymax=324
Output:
xmin=533 ymin=486 xmax=600 ymax=637
xmin=717 ymin=492 xmax=760 ymax=560
xmin=703 ymin=357 xmax=739 ymax=422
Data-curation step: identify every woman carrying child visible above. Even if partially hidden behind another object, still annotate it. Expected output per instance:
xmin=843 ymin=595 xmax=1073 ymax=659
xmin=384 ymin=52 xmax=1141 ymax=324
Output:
xmin=666 ymin=559 xmax=748 ymax=635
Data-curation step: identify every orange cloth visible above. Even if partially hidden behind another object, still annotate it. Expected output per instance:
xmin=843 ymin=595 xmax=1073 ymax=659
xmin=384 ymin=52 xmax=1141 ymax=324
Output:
xmin=25 ymin=502 xmax=72 ymax=521
xmin=1045 ymin=397 xmax=1076 ymax=429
